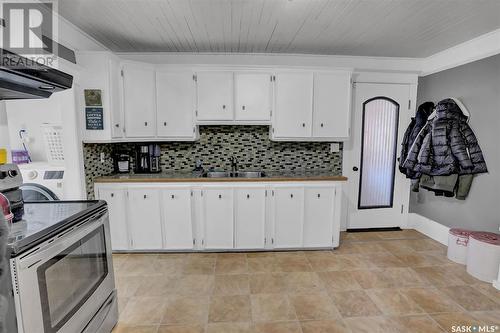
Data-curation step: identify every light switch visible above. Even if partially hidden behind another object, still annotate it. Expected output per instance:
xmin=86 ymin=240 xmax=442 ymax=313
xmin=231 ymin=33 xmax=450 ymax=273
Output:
xmin=330 ymin=143 xmax=340 ymax=153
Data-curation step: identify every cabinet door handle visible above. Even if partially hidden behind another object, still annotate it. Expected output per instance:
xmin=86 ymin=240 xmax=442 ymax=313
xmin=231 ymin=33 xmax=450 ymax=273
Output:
xmin=242 ymin=105 xmax=246 ymax=110
xmin=317 ymin=193 xmax=321 ymax=198
xmin=219 ymin=194 xmax=222 ymax=199
xmin=171 ymin=194 xmax=174 ymax=199
xmin=302 ymin=123 xmax=305 ymax=127
xmin=115 ymin=124 xmax=120 ymax=128
xmin=164 ymin=122 xmax=167 ymax=126
xmin=320 ymin=123 xmax=324 ymax=127
xmin=290 ymin=193 xmax=294 ymax=198
xmin=143 ymin=194 xmax=147 ymax=199
xmin=247 ymin=194 xmax=250 ymax=199
xmin=144 ymin=121 xmax=148 ymax=126
xmin=222 ymin=105 xmax=226 ymax=110
xmin=111 ymin=193 xmax=114 ymax=198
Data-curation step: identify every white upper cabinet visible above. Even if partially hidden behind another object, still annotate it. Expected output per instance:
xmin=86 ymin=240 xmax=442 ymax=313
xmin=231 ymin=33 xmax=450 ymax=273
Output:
xmin=161 ymin=188 xmax=194 ymax=250
xmin=196 ymin=71 xmax=233 ymax=121
xmin=234 ymin=188 xmax=266 ymax=249
xmin=272 ymin=186 xmax=304 ymax=248
xmin=156 ymin=71 xmax=197 ymax=139
xmin=313 ymin=72 xmax=352 ymax=139
xmin=272 ymin=72 xmax=313 ymax=139
xmin=127 ymin=189 xmax=163 ymax=250
xmin=202 ymin=188 xmax=234 ymax=249
xmin=122 ymin=63 xmax=157 ymax=138
xmin=303 ymin=186 xmax=335 ymax=247
xmin=109 ymin=57 xmax=124 ymax=138
xmin=234 ymin=72 xmax=272 ymax=122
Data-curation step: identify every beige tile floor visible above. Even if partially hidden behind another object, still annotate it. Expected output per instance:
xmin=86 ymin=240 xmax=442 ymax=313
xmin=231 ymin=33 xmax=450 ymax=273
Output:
xmin=111 ymin=230 xmax=500 ymax=333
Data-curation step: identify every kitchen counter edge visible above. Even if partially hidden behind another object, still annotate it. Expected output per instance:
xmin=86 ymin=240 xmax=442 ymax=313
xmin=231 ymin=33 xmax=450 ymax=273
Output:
xmin=94 ymin=175 xmax=348 ymax=183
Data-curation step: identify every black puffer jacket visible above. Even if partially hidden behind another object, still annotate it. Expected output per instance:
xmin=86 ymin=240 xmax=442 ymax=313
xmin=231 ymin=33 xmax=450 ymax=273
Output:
xmin=403 ymin=99 xmax=487 ymax=176
xmin=399 ymin=102 xmax=434 ymax=178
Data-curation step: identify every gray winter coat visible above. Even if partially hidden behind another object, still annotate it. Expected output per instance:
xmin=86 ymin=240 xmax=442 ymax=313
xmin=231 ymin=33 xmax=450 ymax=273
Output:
xmin=402 ymin=99 xmax=487 ymax=176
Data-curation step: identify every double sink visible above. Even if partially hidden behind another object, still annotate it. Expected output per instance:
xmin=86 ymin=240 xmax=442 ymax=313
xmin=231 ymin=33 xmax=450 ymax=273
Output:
xmin=202 ymin=171 xmax=266 ymax=178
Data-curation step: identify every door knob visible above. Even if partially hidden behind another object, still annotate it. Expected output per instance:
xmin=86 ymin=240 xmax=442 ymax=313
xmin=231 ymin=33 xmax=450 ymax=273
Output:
xmin=290 ymin=193 xmax=294 ymax=198
xmin=352 ymin=166 xmax=359 ymax=171
xmin=219 ymin=194 xmax=222 ymax=199
xmin=302 ymin=123 xmax=305 ymax=127
xmin=222 ymin=105 xmax=226 ymax=110
xmin=171 ymin=194 xmax=174 ymax=199
xmin=144 ymin=194 xmax=147 ymax=199
xmin=144 ymin=122 xmax=148 ymax=126
xmin=320 ymin=123 xmax=324 ymax=127
xmin=164 ymin=122 xmax=167 ymax=126
xmin=247 ymin=194 xmax=250 ymax=199
xmin=242 ymin=105 xmax=246 ymax=110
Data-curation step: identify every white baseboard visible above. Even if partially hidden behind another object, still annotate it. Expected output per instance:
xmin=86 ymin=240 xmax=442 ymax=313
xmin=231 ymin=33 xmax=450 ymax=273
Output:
xmin=408 ymin=213 xmax=450 ymax=246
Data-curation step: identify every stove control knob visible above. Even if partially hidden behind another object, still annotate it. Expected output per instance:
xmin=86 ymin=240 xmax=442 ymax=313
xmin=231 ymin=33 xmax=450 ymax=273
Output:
xmin=0 ymin=171 xmax=7 ymax=179
xmin=7 ymin=170 xmax=17 ymax=177
xmin=26 ymin=170 xmax=37 ymax=180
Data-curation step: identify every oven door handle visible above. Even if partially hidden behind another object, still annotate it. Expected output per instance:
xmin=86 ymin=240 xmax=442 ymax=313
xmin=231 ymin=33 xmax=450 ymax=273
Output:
xmin=18 ymin=217 xmax=105 ymax=270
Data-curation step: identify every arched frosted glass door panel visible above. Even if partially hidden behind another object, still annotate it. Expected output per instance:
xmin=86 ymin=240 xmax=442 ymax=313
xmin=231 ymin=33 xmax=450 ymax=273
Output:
xmin=358 ymin=97 xmax=399 ymax=209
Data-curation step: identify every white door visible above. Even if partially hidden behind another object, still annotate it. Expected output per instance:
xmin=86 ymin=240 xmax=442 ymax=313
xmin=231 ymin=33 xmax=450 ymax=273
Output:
xmin=161 ymin=188 xmax=194 ymax=250
xmin=98 ymin=188 xmax=128 ymax=250
xmin=202 ymin=188 xmax=234 ymax=249
xmin=235 ymin=188 xmax=266 ymax=249
xmin=122 ymin=64 xmax=156 ymax=137
xmin=196 ymin=71 xmax=233 ymax=121
xmin=313 ymin=72 xmax=352 ymax=139
xmin=303 ymin=186 xmax=335 ymax=247
xmin=273 ymin=72 xmax=313 ymax=138
xmin=127 ymin=189 xmax=163 ymax=249
xmin=344 ymin=83 xmax=411 ymax=229
xmin=272 ymin=187 xmax=304 ymax=248
xmin=156 ymin=71 xmax=196 ymax=138
xmin=234 ymin=72 xmax=272 ymax=121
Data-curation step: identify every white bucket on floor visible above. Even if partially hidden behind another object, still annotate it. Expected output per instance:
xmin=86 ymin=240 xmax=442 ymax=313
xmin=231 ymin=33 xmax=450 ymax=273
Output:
xmin=447 ymin=228 xmax=472 ymax=264
xmin=466 ymin=232 xmax=500 ymax=283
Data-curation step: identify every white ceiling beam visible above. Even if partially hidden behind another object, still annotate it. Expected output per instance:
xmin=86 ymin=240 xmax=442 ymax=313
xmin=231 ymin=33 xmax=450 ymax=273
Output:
xmin=421 ymin=28 xmax=500 ymax=76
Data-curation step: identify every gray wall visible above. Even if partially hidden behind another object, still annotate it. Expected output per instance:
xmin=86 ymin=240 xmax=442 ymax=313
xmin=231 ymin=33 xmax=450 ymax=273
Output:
xmin=410 ymin=54 xmax=500 ymax=232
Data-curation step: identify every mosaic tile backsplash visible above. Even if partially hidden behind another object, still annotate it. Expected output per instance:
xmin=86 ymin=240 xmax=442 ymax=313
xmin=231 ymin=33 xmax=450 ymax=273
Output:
xmin=84 ymin=126 xmax=343 ymax=198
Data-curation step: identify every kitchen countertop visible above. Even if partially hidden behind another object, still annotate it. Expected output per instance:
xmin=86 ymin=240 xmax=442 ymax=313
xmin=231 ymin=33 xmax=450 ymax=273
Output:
xmin=94 ymin=170 xmax=348 ymax=183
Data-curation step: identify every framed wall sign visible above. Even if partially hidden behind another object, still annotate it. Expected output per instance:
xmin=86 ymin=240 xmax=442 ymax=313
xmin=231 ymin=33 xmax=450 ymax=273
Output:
xmin=85 ymin=107 xmax=104 ymax=130
xmin=84 ymin=89 xmax=103 ymax=106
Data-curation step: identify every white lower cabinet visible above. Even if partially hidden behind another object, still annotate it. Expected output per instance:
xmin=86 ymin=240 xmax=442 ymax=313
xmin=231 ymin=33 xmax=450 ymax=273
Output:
xmin=161 ymin=188 xmax=194 ymax=250
xmin=235 ymin=188 xmax=267 ymax=249
xmin=272 ymin=187 xmax=305 ymax=248
xmin=95 ymin=182 xmax=341 ymax=252
xmin=127 ymin=189 xmax=163 ymax=250
xmin=303 ymin=186 xmax=336 ymax=247
xmin=202 ymin=188 xmax=234 ymax=249
xmin=98 ymin=188 xmax=128 ymax=250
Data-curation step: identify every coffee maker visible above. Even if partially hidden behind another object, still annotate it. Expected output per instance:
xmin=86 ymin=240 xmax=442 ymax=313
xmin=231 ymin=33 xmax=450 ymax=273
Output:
xmin=135 ymin=144 xmax=161 ymax=173
xmin=113 ymin=151 xmax=131 ymax=173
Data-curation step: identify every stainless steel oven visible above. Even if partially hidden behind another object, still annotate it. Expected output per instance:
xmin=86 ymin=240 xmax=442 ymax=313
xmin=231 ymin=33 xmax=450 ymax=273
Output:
xmin=9 ymin=206 xmax=117 ymax=333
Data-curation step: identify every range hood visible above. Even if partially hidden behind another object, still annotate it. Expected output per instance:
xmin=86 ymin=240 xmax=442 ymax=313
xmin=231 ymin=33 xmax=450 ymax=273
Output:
xmin=0 ymin=48 xmax=73 ymax=100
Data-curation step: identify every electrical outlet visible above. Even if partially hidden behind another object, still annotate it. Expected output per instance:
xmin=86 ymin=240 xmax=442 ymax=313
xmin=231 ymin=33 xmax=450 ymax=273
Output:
xmin=330 ymin=143 xmax=340 ymax=153
xmin=100 ymin=152 xmax=105 ymax=163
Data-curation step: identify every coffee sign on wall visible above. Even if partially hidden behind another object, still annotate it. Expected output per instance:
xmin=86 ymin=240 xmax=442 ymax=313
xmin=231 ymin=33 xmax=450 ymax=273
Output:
xmin=84 ymin=89 xmax=104 ymax=130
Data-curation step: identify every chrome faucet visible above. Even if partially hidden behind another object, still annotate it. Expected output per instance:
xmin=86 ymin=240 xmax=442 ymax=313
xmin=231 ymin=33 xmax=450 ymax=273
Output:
xmin=230 ymin=156 xmax=238 ymax=174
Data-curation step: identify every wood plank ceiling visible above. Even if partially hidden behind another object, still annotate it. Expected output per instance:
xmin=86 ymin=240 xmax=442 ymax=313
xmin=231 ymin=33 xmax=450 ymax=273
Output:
xmin=58 ymin=0 xmax=500 ymax=57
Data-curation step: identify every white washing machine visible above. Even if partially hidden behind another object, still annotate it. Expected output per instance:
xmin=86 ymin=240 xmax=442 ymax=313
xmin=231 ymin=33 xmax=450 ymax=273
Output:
xmin=18 ymin=162 xmax=65 ymax=201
